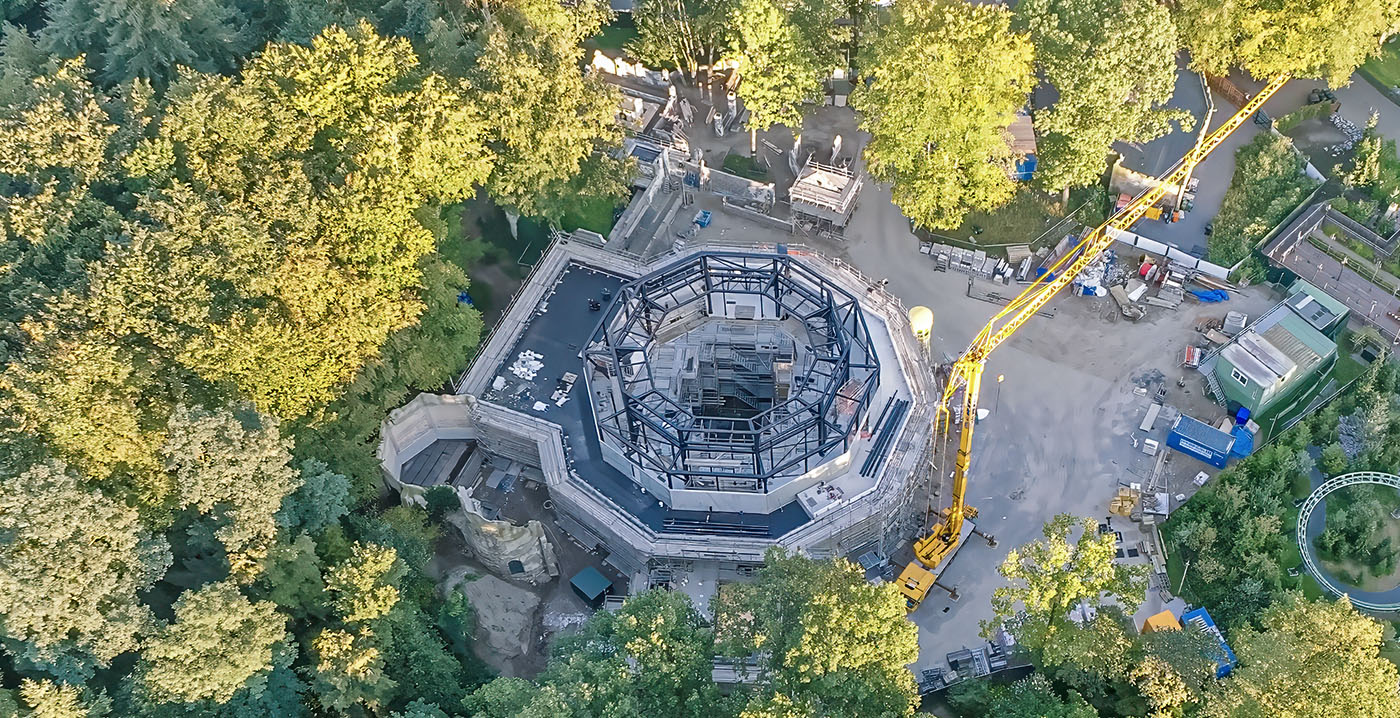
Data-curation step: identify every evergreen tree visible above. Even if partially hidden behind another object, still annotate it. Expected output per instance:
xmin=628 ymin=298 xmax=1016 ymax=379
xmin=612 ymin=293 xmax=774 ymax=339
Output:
xmin=39 ymin=0 xmax=253 ymax=86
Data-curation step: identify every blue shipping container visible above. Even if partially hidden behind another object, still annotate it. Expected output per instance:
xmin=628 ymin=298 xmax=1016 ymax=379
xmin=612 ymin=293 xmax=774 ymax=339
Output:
xmin=1182 ymin=608 xmax=1237 ymax=678
xmin=1166 ymin=415 xmax=1235 ymax=469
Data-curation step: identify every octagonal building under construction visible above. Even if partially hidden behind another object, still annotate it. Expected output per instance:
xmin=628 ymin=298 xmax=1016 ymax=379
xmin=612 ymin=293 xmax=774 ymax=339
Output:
xmin=378 ymin=234 xmax=935 ymax=593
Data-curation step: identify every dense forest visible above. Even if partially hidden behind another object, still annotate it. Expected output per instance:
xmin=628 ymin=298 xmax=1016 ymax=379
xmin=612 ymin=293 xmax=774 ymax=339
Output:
xmin=0 ymin=0 xmax=630 ymax=715
xmin=4 ymin=0 xmax=1400 ymax=716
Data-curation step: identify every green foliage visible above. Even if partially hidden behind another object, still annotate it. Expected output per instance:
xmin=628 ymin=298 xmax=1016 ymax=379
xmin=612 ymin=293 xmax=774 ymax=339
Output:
xmin=629 ymin=0 xmax=736 ymax=77
xmin=0 ymin=460 xmax=169 ymax=666
xmin=950 ymin=674 xmax=1098 ymax=718
xmin=325 ymin=543 xmax=403 ymax=624
xmin=1275 ymin=101 xmax=1335 ymax=133
xmin=984 ymin=515 xmax=1148 ymax=658
xmin=1017 ymin=0 xmax=1189 ymax=191
xmin=39 ymin=0 xmax=253 ymax=86
xmin=1207 ymin=133 xmax=1318 ymax=267
xmin=441 ymin=0 xmax=627 ymax=220
xmin=0 ymin=16 xmax=502 ymax=718
xmin=722 ymin=152 xmax=771 ymax=181
xmin=1199 ymin=593 xmax=1400 ymax=717
xmin=853 ymin=0 xmax=1034 ymax=230
xmin=422 ymin=485 xmax=460 ymax=523
xmin=1314 ymin=485 xmax=1400 ymax=576
xmin=375 ymin=603 xmax=477 ymax=711
xmin=160 ymin=405 xmax=300 ymax=581
xmin=0 ymin=50 xmax=122 ymax=361
xmin=16 ymin=679 xmax=110 ymax=718
xmin=347 ymin=506 xmax=440 ymax=577
xmin=276 ymin=459 xmax=351 ymax=535
xmin=729 ymin=0 xmax=821 ymax=137
xmin=390 ymin=700 xmax=449 ymax=718
xmin=308 ymin=628 xmax=396 ymax=713
xmin=1342 ymin=113 xmax=1400 ymax=208
xmin=136 ymin=582 xmax=285 ymax=704
xmin=1177 ymin=0 xmax=1397 ymax=86
xmin=714 ymin=548 xmax=920 ymax=718
xmin=1163 ymin=431 xmax=1314 ymax=627
xmin=254 ymin=534 xmax=325 ymax=620
xmin=1319 ymin=441 xmax=1349 ymax=475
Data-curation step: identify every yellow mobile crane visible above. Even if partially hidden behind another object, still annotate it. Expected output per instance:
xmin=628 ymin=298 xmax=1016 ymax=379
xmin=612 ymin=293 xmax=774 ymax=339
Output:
xmin=897 ymin=75 xmax=1290 ymax=611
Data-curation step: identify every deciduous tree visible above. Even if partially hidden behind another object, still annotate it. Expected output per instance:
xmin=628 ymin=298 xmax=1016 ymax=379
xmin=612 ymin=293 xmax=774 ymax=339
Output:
xmin=17 ymin=679 xmax=111 ymax=718
xmin=324 ymin=543 xmax=402 ymax=624
xmin=1177 ymin=0 xmax=1399 ymax=86
xmin=137 ymin=582 xmax=286 ymax=704
xmin=729 ymin=0 xmax=821 ymax=152
xmin=308 ymin=628 xmax=396 ymax=714
xmin=160 ymin=405 xmax=300 ymax=580
xmin=0 ymin=461 xmax=169 ymax=666
xmin=1016 ymin=0 xmax=1190 ymax=191
xmin=713 ymin=548 xmax=919 ymax=718
xmin=1199 ymin=593 xmax=1400 ymax=717
xmin=984 ymin=515 xmax=1148 ymax=657
xmin=853 ymin=0 xmax=1033 ymax=230
xmin=446 ymin=0 xmax=627 ymax=220
xmin=629 ymin=0 xmax=736 ymax=80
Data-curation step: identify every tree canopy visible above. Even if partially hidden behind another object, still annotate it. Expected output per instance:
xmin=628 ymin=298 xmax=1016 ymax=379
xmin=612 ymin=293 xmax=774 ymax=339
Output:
xmin=0 ymin=460 xmax=170 ymax=668
xmin=1198 ymin=593 xmax=1400 ymax=718
xmin=984 ymin=515 xmax=1148 ymax=658
xmin=853 ymin=0 xmax=1033 ymax=230
xmin=729 ymin=0 xmax=821 ymax=142
xmin=1177 ymin=0 xmax=1399 ymax=86
xmin=713 ymin=548 xmax=920 ymax=718
xmin=136 ymin=582 xmax=286 ymax=704
xmin=1016 ymin=0 xmax=1189 ymax=191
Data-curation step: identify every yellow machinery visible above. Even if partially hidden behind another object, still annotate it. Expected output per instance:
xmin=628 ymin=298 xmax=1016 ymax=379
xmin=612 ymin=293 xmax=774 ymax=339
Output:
xmin=898 ymin=75 xmax=1291 ymax=611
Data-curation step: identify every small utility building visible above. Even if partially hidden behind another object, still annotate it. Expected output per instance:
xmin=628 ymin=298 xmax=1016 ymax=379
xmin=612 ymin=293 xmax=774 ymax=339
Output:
xmin=789 ymin=159 xmax=862 ymax=231
xmin=1209 ymin=281 xmax=1344 ymax=417
xmin=570 ymin=566 xmax=613 ymax=608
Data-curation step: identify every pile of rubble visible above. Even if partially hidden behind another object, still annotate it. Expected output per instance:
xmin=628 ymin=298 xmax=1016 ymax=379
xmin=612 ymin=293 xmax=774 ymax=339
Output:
xmin=1324 ymin=114 xmax=1364 ymax=155
xmin=1102 ymin=256 xmax=1237 ymax=319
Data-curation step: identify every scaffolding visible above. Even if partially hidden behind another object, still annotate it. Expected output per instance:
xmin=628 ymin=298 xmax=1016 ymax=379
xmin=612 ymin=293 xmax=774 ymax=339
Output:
xmin=586 ymin=252 xmax=880 ymax=492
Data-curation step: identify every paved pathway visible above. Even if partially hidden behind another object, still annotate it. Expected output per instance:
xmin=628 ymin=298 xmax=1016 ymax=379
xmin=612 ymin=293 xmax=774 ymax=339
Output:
xmin=1300 ymin=471 xmax=1400 ymax=611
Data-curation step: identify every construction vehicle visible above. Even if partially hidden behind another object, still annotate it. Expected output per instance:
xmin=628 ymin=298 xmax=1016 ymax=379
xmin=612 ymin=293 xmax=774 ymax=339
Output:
xmin=896 ymin=75 xmax=1291 ymax=612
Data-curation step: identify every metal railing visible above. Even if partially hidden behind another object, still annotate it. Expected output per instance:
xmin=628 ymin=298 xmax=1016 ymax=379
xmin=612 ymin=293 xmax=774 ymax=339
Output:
xmin=1296 ymin=471 xmax=1400 ymax=611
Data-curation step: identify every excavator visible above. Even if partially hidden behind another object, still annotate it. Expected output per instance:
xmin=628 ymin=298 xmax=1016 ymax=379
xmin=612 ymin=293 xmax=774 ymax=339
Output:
xmin=896 ymin=75 xmax=1291 ymax=611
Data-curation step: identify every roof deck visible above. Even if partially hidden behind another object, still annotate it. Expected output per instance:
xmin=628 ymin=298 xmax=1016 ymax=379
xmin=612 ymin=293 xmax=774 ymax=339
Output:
xmin=477 ymin=261 xmax=812 ymax=537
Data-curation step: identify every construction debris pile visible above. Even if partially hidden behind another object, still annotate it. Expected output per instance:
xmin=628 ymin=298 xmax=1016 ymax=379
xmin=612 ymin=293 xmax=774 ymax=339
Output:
xmin=1098 ymin=254 xmax=1238 ymax=319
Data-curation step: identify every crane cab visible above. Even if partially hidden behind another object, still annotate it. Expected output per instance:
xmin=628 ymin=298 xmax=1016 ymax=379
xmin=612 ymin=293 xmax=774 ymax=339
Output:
xmin=897 ymin=562 xmax=937 ymax=612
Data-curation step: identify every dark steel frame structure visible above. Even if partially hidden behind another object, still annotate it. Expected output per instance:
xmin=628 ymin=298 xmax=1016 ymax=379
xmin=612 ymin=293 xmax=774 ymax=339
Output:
xmin=586 ymin=252 xmax=880 ymax=492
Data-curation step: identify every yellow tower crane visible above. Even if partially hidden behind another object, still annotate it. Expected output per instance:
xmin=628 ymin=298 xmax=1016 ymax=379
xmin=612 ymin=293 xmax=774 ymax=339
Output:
xmin=897 ymin=75 xmax=1290 ymax=611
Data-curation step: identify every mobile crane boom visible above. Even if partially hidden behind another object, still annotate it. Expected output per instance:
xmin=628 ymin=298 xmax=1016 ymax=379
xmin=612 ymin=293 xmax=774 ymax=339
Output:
xmin=897 ymin=75 xmax=1289 ymax=610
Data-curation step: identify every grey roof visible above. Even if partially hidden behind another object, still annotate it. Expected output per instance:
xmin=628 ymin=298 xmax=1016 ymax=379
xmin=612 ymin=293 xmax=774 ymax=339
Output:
xmin=400 ymin=438 xmax=472 ymax=487
xmin=484 ymin=262 xmax=811 ymax=537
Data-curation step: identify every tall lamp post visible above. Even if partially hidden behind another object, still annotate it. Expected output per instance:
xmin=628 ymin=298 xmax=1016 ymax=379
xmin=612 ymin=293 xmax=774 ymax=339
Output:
xmin=994 ymin=374 xmax=1005 ymax=412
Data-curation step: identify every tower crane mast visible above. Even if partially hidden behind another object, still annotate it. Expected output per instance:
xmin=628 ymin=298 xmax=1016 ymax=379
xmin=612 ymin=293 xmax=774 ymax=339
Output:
xmin=897 ymin=75 xmax=1290 ymax=610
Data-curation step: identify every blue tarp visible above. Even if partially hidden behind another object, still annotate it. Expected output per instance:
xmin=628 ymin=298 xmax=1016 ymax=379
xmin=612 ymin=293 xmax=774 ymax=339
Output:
xmin=1191 ymin=289 xmax=1230 ymax=303
xmin=1229 ymin=426 xmax=1255 ymax=458
xmin=1182 ymin=608 xmax=1237 ymax=678
xmin=1013 ymin=155 xmax=1038 ymax=182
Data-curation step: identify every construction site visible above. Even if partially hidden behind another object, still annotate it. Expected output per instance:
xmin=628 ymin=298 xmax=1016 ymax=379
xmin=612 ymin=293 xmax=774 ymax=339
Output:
xmin=371 ymin=63 xmax=1360 ymax=684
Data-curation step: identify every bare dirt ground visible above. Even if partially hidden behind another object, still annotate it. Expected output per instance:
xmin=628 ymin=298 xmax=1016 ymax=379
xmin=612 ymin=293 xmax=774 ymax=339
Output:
xmin=802 ymin=178 xmax=1282 ymax=671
